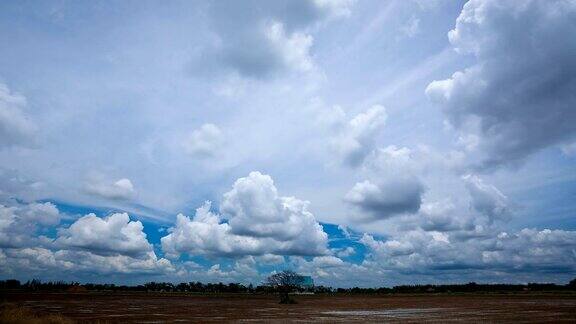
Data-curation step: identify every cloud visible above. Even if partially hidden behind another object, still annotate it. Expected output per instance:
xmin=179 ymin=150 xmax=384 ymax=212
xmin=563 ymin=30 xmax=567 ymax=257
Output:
xmin=262 ymin=21 xmax=314 ymax=73
xmin=0 ymin=0 xmax=574 ymax=286
xmin=0 ymin=202 xmax=60 ymax=248
xmin=0 ymin=204 xmax=173 ymax=277
xmin=463 ymin=174 xmax=511 ymax=221
xmin=1 ymin=247 xmax=173 ymax=276
xmin=181 ymin=123 xmax=224 ymax=158
xmin=332 ymin=105 xmax=388 ymax=167
xmin=84 ymin=178 xmax=135 ymax=200
xmin=310 ymin=255 xmax=345 ymax=268
xmin=426 ymin=0 xmax=576 ymax=167
xmin=363 ymin=145 xmax=420 ymax=174
xmin=418 ymin=199 xmax=475 ymax=232
xmin=412 ymin=0 xmax=444 ymax=11
xmin=334 ymin=246 xmax=355 ymax=258
xmin=0 ymin=82 xmax=36 ymax=148
xmin=342 ymin=144 xmax=439 ymax=222
xmin=174 ymin=257 xmax=262 ymax=284
xmin=345 ymin=178 xmax=424 ymax=220
xmin=340 ymin=141 xmax=509 ymax=244
xmin=194 ymin=0 xmax=353 ymax=79
xmin=162 ymin=171 xmax=328 ymax=258
xmin=561 ymin=141 xmax=576 ymax=157
xmin=483 ymin=229 xmax=576 ymax=272
xmin=256 ymin=254 xmax=285 ymax=265
xmin=0 ymin=169 xmax=46 ymax=203
xmin=55 ymin=212 xmax=153 ymax=258
xmin=289 ymin=255 xmax=366 ymax=284
xmin=347 ymin=144 xmax=510 ymax=234
xmin=16 ymin=201 xmax=60 ymax=226
xmin=161 ymin=202 xmax=270 ymax=258
xmin=399 ymin=16 xmax=420 ymax=38
xmin=361 ymin=227 xmax=576 ymax=276
xmin=222 ymin=171 xmax=325 ymax=241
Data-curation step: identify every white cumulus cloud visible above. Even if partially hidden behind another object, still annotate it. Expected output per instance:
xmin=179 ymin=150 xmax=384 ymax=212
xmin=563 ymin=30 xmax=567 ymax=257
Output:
xmin=55 ymin=212 xmax=153 ymax=258
xmin=162 ymin=171 xmax=329 ymax=258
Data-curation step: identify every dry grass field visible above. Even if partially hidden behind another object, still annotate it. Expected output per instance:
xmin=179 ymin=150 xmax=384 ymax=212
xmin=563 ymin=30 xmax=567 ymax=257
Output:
xmin=2 ymin=292 xmax=576 ymax=323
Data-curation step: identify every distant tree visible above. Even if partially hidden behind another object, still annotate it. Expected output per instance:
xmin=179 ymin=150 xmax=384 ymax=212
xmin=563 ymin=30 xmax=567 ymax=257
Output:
xmin=0 ymin=279 xmax=21 ymax=289
xmin=569 ymin=278 xmax=576 ymax=289
xmin=265 ymin=270 xmax=305 ymax=304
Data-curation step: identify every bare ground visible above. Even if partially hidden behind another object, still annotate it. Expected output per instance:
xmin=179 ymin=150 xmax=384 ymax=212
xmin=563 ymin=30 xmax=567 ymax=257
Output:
xmin=2 ymin=292 xmax=576 ymax=323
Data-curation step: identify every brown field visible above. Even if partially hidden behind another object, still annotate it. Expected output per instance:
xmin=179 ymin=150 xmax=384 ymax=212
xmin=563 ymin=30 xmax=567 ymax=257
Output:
xmin=2 ymin=292 xmax=576 ymax=323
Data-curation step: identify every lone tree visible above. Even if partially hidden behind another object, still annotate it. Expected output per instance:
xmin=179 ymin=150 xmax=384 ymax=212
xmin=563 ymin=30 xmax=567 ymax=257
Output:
xmin=265 ymin=270 xmax=305 ymax=304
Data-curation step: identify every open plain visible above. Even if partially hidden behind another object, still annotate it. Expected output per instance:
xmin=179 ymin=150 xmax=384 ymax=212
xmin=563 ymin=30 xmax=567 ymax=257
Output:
xmin=2 ymin=292 xmax=576 ymax=323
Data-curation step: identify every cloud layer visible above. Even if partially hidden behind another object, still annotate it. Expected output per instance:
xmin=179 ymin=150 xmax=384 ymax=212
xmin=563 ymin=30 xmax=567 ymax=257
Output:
xmin=361 ymin=227 xmax=576 ymax=276
xmin=0 ymin=0 xmax=575 ymax=286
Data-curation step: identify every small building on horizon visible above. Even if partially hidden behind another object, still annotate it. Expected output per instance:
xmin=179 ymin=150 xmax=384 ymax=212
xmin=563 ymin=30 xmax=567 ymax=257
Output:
xmin=301 ymin=276 xmax=314 ymax=288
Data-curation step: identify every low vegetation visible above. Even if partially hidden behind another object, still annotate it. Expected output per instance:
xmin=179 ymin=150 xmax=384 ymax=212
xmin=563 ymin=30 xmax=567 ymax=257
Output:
xmin=1 ymin=278 xmax=575 ymax=295
xmin=0 ymin=304 xmax=72 ymax=324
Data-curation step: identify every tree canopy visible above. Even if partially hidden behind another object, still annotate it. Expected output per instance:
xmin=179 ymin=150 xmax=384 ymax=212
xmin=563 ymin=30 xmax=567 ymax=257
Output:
xmin=265 ymin=270 xmax=306 ymax=304
xmin=265 ymin=270 xmax=305 ymax=288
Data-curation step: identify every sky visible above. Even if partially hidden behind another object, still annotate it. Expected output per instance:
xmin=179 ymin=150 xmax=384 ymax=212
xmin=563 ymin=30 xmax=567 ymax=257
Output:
xmin=0 ymin=0 xmax=575 ymax=287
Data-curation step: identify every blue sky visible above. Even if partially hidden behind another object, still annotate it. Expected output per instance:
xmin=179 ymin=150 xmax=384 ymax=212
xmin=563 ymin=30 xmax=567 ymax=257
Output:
xmin=1 ymin=0 xmax=575 ymax=287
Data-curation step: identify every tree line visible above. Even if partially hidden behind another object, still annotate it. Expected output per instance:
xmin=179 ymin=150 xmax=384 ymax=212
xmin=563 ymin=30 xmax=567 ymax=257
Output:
xmin=1 ymin=278 xmax=575 ymax=293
